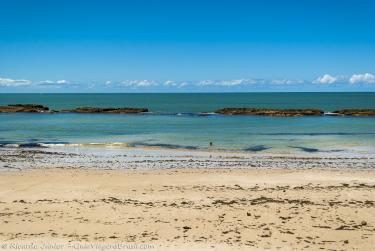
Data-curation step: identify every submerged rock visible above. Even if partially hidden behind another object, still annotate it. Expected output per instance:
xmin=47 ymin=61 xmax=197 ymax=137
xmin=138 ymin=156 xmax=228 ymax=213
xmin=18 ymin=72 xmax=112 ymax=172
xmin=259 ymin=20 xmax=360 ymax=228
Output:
xmin=289 ymin=146 xmax=319 ymax=153
xmin=333 ymin=109 xmax=375 ymax=116
xmin=215 ymin=108 xmax=324 ymax=116
xmin=62 ymin=107 xmax=148 ymax=113
xmin=0 ymin=104 xmax=50 ymax=113
xmin=245 ymin=145 xmax=271 ymax=152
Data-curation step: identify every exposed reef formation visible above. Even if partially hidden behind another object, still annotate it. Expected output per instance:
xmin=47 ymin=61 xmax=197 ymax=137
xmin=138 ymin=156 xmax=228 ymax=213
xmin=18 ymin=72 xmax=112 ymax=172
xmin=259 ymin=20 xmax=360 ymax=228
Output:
xmin=332 ymin=109 xmax=375 ymax=116
xmin=61 ymin=107 xmax=148 ymax=113
xmin=1 ymin=104 xmax=374 ymax=116
xmin=0 ymin=104 xmax=147 ymax=114
xmin=0 ymin=104 xmax=50 ymax=113
xmin=216 ymin=108 xmax=324 ymax=116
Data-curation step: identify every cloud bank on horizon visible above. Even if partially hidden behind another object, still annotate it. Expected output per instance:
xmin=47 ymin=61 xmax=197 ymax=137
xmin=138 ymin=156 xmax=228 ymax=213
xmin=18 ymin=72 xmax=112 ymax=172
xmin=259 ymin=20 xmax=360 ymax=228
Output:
xmin=1 ymin=73 xmax=375 ymax=92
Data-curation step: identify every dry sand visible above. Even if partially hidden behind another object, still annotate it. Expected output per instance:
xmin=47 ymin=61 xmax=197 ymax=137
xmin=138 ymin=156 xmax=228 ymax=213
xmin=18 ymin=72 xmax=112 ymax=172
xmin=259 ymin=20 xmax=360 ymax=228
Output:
xmin=0 ymin=168 xmax=374 ymax=250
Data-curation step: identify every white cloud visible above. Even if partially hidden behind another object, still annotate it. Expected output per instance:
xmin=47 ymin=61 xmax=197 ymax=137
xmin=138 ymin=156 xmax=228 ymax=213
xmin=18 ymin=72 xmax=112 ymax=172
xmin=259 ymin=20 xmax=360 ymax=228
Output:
xmin=0 ymin=77 xmax=31 ymax=87
xmin=349 ymin=73 xmax=375 ymax=84
xmin=197 ymin=79 xmax=260 ymax=87
xmin=120 ymin=80 xmax=158 ymax=88
xmin=57 ymin=80 xmax=68 ymax=84
xmin=178 ymin=82 xmax=188 ymax=88
xmin=39 ymin=80 xmax=69 ymax=86
xmin=163 ymin=80 xmax=188 ymax=88
xmin=163 ymin=80 xmax=176 ymax=86
xmin=313 ymin=74 xmax=338 ymax=84
xmin=39 ymin=80 xmax=54 ymax=84
xmin=271 ymin=79 xmax=304 ymax=85
xmin=197 ymin=80 xmax=215 ymax=86
xmin=219 ymin=79 xmax=248 ymax=86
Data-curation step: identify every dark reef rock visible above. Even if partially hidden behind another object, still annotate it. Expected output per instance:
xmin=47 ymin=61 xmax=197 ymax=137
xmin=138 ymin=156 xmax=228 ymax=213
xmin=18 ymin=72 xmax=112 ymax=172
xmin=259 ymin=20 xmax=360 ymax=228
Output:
xmin=244 ymin=145 xmax=271 ymax=152
xmin=289 ymin=146 xmax=320 ymax=153
xmin=332 ymin=109 xmax=375 ymax=116
xmin=0 ymin=104 xmax=50 ymax=113
xmin=62 ymin=107 xmax=148 ymax=113
xmin=215 ymin=108 xmax=324 ymax=116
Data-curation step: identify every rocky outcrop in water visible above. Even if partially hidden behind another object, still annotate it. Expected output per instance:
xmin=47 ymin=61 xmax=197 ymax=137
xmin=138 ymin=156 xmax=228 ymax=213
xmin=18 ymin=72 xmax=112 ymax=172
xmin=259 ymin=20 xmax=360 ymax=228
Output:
xmin=215 ymin=108 xmax=324 ymax=116
xmin=332 ymin=109 xmax=375 ymax=116
xmin=0 ymin=104 xmax=50 ymax=113
xmin=62 ymin=107 xmax=148 ymax=113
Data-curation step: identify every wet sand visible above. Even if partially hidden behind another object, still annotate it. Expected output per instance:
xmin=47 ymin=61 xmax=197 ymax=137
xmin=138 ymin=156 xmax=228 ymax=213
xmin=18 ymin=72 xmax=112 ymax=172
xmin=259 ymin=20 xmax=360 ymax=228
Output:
xmin=0 ymin=167 xmax=374 ymax=250
xmin=0 ymin=146 xmax=374 ymax=171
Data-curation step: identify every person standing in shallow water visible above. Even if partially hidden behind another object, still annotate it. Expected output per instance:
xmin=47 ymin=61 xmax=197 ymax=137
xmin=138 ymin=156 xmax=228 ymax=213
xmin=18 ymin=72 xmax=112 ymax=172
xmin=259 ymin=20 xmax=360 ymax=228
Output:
xmin=209 ymin=142 xmax=213 ymax=147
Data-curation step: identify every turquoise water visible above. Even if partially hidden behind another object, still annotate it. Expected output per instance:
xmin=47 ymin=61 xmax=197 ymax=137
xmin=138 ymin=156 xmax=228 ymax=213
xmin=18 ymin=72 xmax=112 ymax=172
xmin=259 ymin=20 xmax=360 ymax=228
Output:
xmin=1 ymin=93 xmax=375 ymax=154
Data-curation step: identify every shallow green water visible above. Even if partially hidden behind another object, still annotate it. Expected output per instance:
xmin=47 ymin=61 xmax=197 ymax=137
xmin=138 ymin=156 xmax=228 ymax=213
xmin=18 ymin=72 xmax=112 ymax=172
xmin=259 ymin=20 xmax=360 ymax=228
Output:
xmin=1 ymin=93 xmax=374 ymax=154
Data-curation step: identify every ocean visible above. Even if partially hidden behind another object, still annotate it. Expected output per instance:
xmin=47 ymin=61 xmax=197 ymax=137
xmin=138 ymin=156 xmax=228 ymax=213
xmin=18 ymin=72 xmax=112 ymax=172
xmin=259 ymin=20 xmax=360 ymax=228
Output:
xmin=1 ymin=93 xmax=375 ymax=154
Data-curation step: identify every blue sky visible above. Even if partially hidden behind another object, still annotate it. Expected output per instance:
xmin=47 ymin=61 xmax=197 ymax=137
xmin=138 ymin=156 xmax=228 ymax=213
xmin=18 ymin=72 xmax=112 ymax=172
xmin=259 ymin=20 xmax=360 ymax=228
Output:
xmin=0 ymin=0 xmax=374 ymax=92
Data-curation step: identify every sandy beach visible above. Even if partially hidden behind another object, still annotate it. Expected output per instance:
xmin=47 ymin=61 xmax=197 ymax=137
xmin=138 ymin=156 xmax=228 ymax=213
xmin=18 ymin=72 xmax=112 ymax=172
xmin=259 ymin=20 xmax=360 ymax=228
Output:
xmin=0 ymin=148 xmax=374 ymax=250
xmin=2 ymin=0 xmax=375 ymax=249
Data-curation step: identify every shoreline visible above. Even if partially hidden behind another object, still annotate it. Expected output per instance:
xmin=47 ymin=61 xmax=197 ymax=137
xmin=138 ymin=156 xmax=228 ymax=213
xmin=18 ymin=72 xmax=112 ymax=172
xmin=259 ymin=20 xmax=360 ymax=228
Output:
xmin=0 ymin=168 xmax=374 ymax=250
xmin=1 ymin=146 xmax=375 ymax=171
xmin=2 ymin=141 xmax=375 ymax=156
xmin=2 ymin=143 xmax=375 ymax=157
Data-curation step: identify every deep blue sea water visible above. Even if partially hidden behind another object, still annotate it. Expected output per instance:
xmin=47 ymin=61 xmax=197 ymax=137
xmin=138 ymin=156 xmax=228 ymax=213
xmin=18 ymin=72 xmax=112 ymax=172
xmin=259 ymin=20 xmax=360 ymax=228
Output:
xmin=1 ymin=93 xmax=375 ymax=154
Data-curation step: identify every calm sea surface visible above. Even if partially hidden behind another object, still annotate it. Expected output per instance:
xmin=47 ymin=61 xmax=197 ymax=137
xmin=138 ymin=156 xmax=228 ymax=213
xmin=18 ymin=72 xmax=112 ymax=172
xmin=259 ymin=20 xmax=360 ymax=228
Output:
xmin=1 ymin=93 xmax=375 ymax=154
